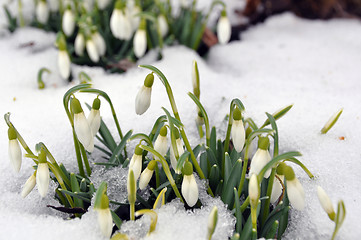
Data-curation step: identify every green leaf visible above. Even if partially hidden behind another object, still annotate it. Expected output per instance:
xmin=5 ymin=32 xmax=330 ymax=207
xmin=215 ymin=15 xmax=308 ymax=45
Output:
xmin=224 ymin=153 xmax=232 ymax=185
xmin=221 ymin=159 xmax=243 ymax=208
xmin=111 ymin=210 xmax=123 ymax=229
xmin=109 ymin=130 xmax=133 ymax=164
xmin=210 ymin=127 xmax=217 ymax=154
xmin=234 ymin=188 xmax=243 ymax=234
xmin=261 ymin=104 xmax=293 ymax=128
xmin=58 ymin=189 xmax=91 ymax=203
xmin=176 ymin=151 xmax=190 ymax=172
xmin=200 ymin=152 xmax=208 ymax=178
xmin=70 ymin=173 xmax=83 ymax=208
xmin=93 ymin=182 xmax=107 ymax=209
xmin=321 ymin=108 xmax=343 ymax=134
xmin=261 ymin=203 xmax=289 ymax=237
xmin=332 ymin=200 xmax=346 ymax=240
xmin=209 ymin=164 xmax=220 ymax=191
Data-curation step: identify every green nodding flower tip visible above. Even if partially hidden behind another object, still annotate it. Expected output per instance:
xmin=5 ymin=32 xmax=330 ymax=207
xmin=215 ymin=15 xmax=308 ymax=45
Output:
xmin=56 ymin=32 xmax=67 ymax=51
xmin=71 ymin=98 xmax=83 ymax=114
xmin=144 ymin=73 xmax=154 ymax=88
xmin=8 ymin=126 xmax=17 ymax=140
xmin=147 ymin=160 xmax=157 ymax=170
xmin=38 ymin=148 xmax=47 ymax=164
xmin=258 ymin=136 xmax=269 ymax=150
xmin=139 ymin=18 xmax=146 ymax=30
xmin=221 ymin=9 xmax=227 ymax=17
xmin=92 ymin=98 xmax=101 ymax=110
xmin=284 ymin=166 xmax=295 ymax=181
xmin=172 ymin=128 xmax=180 ymax=139
xmin=100 ymin=194 xmax=109 ymax=209
xmin=159 ymin=125 xmax=167 ymax=137
xmin=197 ymin=111 xmax=203 ymax=118
xmin=134 ymin=144 xmax=143 ymax=155
xmin=115 ymin=0 xmax=122 ymax=9
xmin=276 ymin=162 xmax=287 ymax=175
xmin=232 ymin=107 xmax=242 ymax=121
xmin=182 ymin=161 xmax=193 ymax=176
xmin=245 ymin=127 xmax=252 ymax=138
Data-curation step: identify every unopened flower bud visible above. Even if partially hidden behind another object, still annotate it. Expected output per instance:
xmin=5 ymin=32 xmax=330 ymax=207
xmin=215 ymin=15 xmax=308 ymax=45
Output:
xmin=217 ymin=10 xmax=231 ymax=44
xmin=8 ymin=126 xmax=22 ymax=173
xmin=181 ymin=162 xmax=198 ymax=207
xmin=135 ymin=73 xmax=154 ymax=115
xmin=231 ymin=107 xmax=245 ymax=152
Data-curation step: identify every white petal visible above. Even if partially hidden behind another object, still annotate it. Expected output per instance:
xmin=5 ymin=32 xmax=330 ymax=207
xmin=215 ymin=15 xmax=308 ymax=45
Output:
xmin=129 ymin=154 xmax=142 ymax=180
xmin=249 ymin=149 xmax=272 ymax=178
xmin=36 ymin=163 xmax=49 ymax=198
xmin=217 ymin=16 xmax=231 ymax=44
xmin=139 ymin=168 xmax=153 ymax=190
xmin=36 ymin=2 xmax=49 ymax=24
xmin=135 ymin=86 xmax=151 ymax=115
xmin=58 ymin=51 xmax=71 ymax=79
xmin=154 ymin=135 xmax=168 ymax=157
xmin=248 ymin=173 xmax=259 ymax=203
xmin=121 ymin=11 xmax=133 ymax=40
xmin=97 ymin=208 xmax=113 ymax=238
xmin=62 ymin=10 xmax=75 ymax=36
xmin=317 ymin=186 xmax=334 ymax=214
xmin=21 ymin=173 xmax=36 ymax=198
xmin=181 ymin=174 xmax=198 ymax=207
xmin=270 ymin=175 xmax=283 ymax=203
xmin=88 ymin=109 xmax=101 ymax=137
xmin=9 ymin=139 xmax=22 ymax=173
xmin=75 ymin=33 xmax=85 ymax=56
xmin=93 ymin=32 xmax=106 ymax=56
xmin=134 ymin=29 xmax=147 ymax=58
xmin=157 ymin=15 xmax=168 ymax=37
xmin=74 ymin=112 xmax=94 ymax=152
xmin=231 ymin=120 xmax=245 ymax=152
xmin=287 ymin=178 xmax=305 ymax=210
xmin=86 ymin=39 xmax=99 ymax=62
xmin=110 ymin=10 xmax=122 ymax=39
xmin=170 ymin=139 xmax=184 ymax=174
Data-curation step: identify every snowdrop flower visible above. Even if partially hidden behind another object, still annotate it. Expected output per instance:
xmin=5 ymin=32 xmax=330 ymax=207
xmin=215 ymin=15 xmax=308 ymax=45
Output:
xmin=8 ymin=126 xmax=22 ymax=173
xmin=86 ymin=37 xmax=100 ymax=62
xmin=196 ymin=111 xmax=204 ymax=127
xmin=88 ymin=97 xmax=101 ymax=137
xmin=170 ymin=128 xmax=184 ymax=174
xmin=110 ymin=1 xmax=132 ymax=40
xmin=285 ymin=165 xmax=305 ymax=210
xmin=217 ymin=10 xmax=231 ymax=44
xmin=95 ymin=194 xmax=113 ymax=238
xmin=48 ymin=0 xmax=59 ymax=12
xmin=97 ymin=0 xmax=111 ymax=10
xmin=139 ymin=160 xmax=156 ymax=190
xmin=62 ymin=7 xmax=75 ymax=37
xmin=249 ymin=136 xmax=272 ymax=178
xmin=154 ymin=126 xmax=168 ymax=157
xmin=36 ymin=0 xmax=49 ymax=24
xmin=71 ymin=97 xmax=94 ymax=152
xmin=231 ymin=107 xmax=245 ymax=152
xmin=181 ymin=161 xmax=198 ymax=207
xmin=133 ymin=18 xmax=147 ymax=58
xmin=21 ymin=171 xmax=36 ymax=198
xmin=135 ymin=73 xmax=154 ymax=115
xmin=36 ymin=149 xmax=49 ymax=198
xmin=249 ymin=173 xmax=259 ymax=208
xmin=75 ymin=32 xmax=85 ymax=56
xmin=157 ymin=14 xmax=168 ymax=38
xmin=92 ymin=31 xmax=106 ymax=57
xmin=57 ymin=33 xmax=71 ymax=79
xmin=207 ymin=206 xmax=218 ymax=240
xmin=129 ymin=145 xmax=143 ymax=180
xmin=317 ymin=186 xmax=336 ymax=220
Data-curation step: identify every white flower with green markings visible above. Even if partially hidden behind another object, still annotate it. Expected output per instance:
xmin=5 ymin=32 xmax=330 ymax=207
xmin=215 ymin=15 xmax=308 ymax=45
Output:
xmin=8 ymin=126 xmax=22 ymax=173
xmin=139 ymin=160 xmax=157 ymax=190
xmin=285 ymin=165 xmax=305 ymax=210
xmin=88 ymin=98 xmax=101 ymax=137
xmin=62 ymin=7 xmax=75 ymax=37
xmin=170 ymin=128 xmax=184 ymax=174
xmin=110 ymin=0 xmax=132 ymax=40
xmin=86 ymin=37 xmax=100 ymax=63
xmin=134 ymin=19 xmax=147 ymax=58
xmin=181 ymin=162 xmax=198 ymax=207
xmin=217 ymin=10 xmax=231 ymax=44
xmin=36 ymin=149 xmax=49 ymax=198
xmin=154 ymin=126 xmax=168 ymax=157
xmin=231 ymin=107 xmax=245 ymax=152
xmin=21 ymin=172 xmax=36 ymax=198
xmin=317 ymin=186 xmax=336 ymax=220
xmin=75 ymin=32 xmax=85 ymax=56
xmin=135 ymin=73 xmax=154 ymax=115
xmin=95 ymin=194 xmax=113 ymax=238
xmin=36 ymin=0 xmax=49 ymax=24
xmin=129 ymin=145 xmax=143 ymax=180
xmin=249 ymin=136 xmax=272 ymax=178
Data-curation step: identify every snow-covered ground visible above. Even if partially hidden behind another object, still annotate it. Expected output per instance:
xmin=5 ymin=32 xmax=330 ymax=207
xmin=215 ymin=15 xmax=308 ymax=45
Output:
xmin=1 ymin=8 xmax=361 ymax=240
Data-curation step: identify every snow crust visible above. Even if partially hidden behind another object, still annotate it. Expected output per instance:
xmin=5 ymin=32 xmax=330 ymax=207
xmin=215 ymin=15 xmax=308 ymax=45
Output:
xmin=0 ymin=9 xmax=361 ymax=240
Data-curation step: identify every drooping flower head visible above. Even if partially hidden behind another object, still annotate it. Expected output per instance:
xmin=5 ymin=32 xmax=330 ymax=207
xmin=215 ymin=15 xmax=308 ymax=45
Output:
xmin=71 ymin=97 xmax=94 ymax=152
xmin=56 ymin=33 xmax=71 ymax=79
xmin=88 ymin=97 xmax=101 ymax=138
xmin=217 ymin=9 xmax=231 ymax=44
xmin=21 ymin=171 xmax=36 ymax=198
xmin=95 ymin=194 xmax=113 ymax=238
xmin=135 ymin=73 xmax=154 ymax=115
xmin=170 ymin=128 xmax=184 ymax=174
xmin=129 ymin=144 xmax=143 ymax=180
xmin=110 ymin=0 xmax=132 ymax=40
xmin=207 ymin=206 xmax=218 ymax=240
xmin=92 ymin=30 xmax=106 ymax=57
xmin=231 ymin=107 xmax=245 ymax=152
xmin=36 ymin=0 xmax=49 ymax=24
xmin=270 ymin=162 xmax=286 ymax=203
xmin=284 ymin=165 xmax=305 ymax=210
xmin=62 ymin=5 xmax=75 ymax=37
xmin=157 ymin=14 xmax=168 ymax=38
xmin=133 ymin=18 xmax=147 ymax=58
xmin=86 ymin=36 xmax=100 ymax=63
xmin=154 ymin=125 xmax=168 ymax=158
xmin=181 ymin=161 xmax=198 ymax=207
xmin=8 ymin=126 xmax=22 ymax=173
xmin=74 ymin=32 xmax=85 ymax=56
xmin=36 ymin=148 xmax=49 ymax=198
xmin=139 ymin=160 xmax=157 ymax=190
xmin=249 ymin=136 xmax=272 ymax=178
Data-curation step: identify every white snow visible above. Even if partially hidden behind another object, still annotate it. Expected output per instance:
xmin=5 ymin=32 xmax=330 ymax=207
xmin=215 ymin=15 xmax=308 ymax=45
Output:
xmin=0 ymin=7 xmax=361 ymax=240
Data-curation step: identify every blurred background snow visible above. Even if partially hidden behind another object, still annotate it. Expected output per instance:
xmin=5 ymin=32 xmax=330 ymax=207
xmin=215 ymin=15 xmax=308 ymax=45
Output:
xmin=1 ymin=1 xmax=361 ymax=239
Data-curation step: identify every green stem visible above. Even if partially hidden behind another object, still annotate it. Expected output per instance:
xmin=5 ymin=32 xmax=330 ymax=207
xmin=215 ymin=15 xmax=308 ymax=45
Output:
xmin=73 ymin=131 xmax=85 ymax=177
xmin=261 ymin=168 xmax=276 ymax=227
xmin=237 ymin=157 xmax=249 ymax=198
xmin=79 ymin=144 xmax=91 ymax=176
xmin=240 ymin=196 xmax=250 ymax=212
xmin=130 ymin=202 xmax=135 ymax=220
xmin=139 ymin=65 xmax=213 ymax=197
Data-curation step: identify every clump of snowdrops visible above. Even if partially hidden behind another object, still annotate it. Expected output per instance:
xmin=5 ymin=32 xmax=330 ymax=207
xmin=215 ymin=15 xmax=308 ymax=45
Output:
xmin=4 ymin=0 xmax=232 ymax=80
xmin=6 ymin=61 xmax=345 ymax=239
